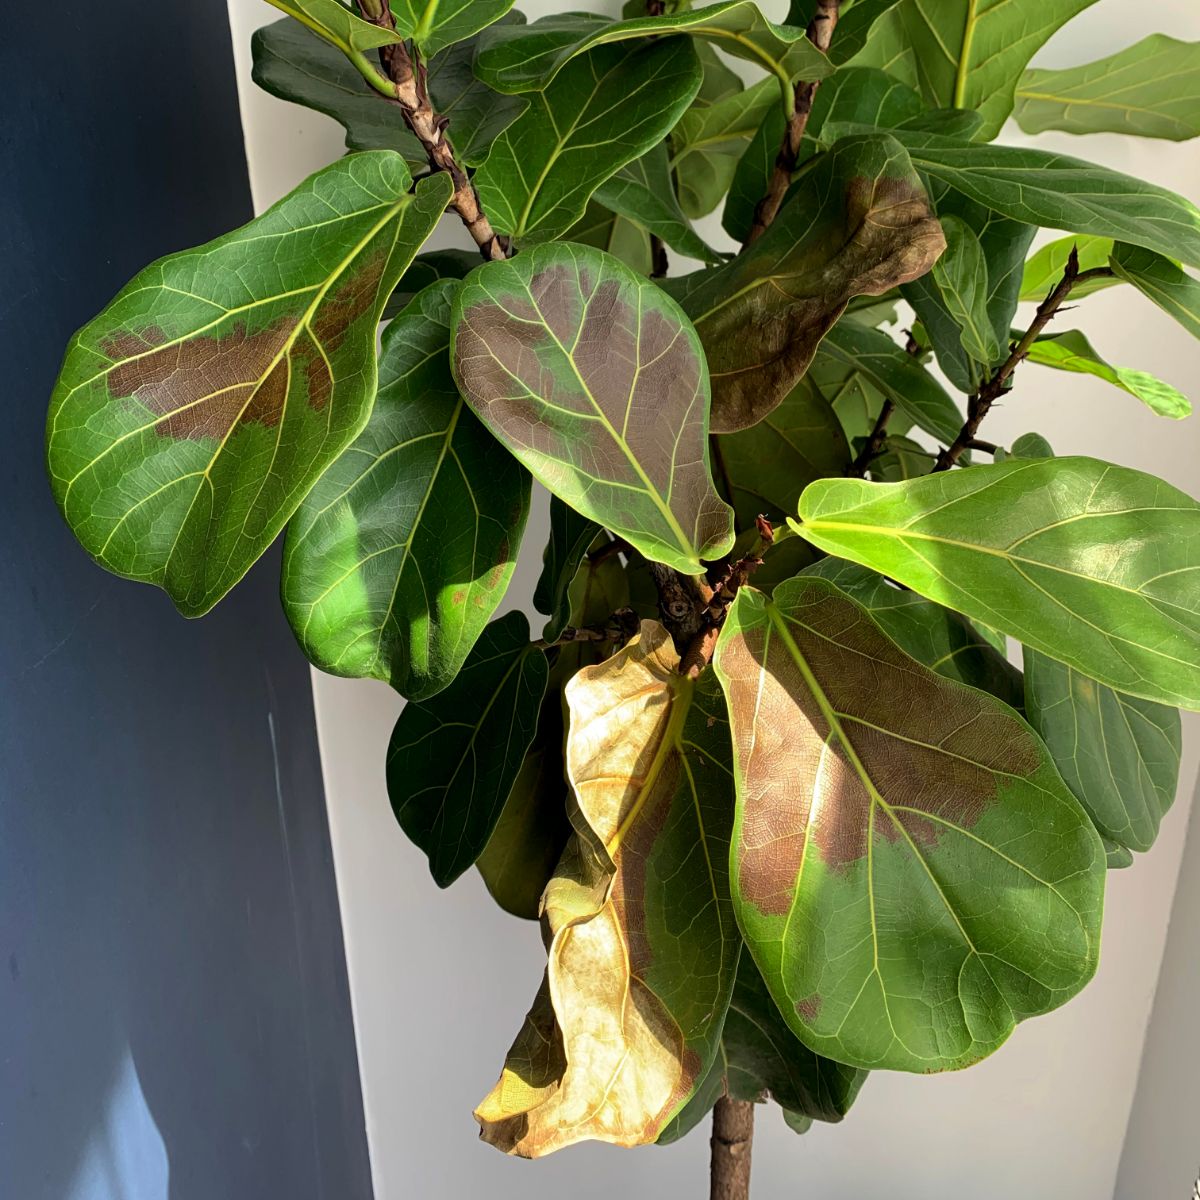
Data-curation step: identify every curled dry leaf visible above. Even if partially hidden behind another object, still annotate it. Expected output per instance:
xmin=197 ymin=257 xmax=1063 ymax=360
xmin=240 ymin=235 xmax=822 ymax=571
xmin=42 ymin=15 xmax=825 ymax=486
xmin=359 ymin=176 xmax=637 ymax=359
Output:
xmin=476 ymin=622 xmax=739 ymax=1156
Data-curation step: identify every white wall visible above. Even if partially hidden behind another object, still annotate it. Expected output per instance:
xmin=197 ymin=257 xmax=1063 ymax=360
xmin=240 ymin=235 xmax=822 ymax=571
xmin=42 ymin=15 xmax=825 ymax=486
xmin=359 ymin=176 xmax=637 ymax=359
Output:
xmin=224 ymin=3 xmax=1200 ymax=1196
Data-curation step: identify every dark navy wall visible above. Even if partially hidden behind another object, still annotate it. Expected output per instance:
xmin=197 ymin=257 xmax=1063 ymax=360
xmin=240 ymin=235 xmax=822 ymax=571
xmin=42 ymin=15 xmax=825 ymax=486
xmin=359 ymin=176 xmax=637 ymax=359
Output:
xmin=0 ymin=4 xmax=374 ymax=1198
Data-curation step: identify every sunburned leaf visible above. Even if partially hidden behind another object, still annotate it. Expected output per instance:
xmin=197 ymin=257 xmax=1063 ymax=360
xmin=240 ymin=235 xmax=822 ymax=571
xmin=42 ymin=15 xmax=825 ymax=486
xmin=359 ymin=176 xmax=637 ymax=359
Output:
xmin=387 ymin=611 xmax=548 ymax=886
xmin=714 ymin=575 xmax=1105 ymax=1072
xmin=533 ymin=496 xmax=601 ymax=642
xmin=391 ymin=0 xmax=514 ymax=56
xmin=1019 ymin=235 xmax=1120 ymax=304
xmin=658 ymin=955 xmax=867 ymax=1144
xmin=1014 ymin=35 xmax=1200 ymax=143
xmin=47 ymin=154 xmax=451 ymax=617
xmin=1111 ymin=242 xmax=1200 ymax=342
xmin=477 ymin=622 xmax=739 ymax=1155
xmin=475 ymin=37 xmax=702 ymax=244
xmin=263 ymin=0 xmax=410 ymax=53
xmin=793 ymin=458 xmax=1200 ymax=709
xmin=451 ymin=243 xmax=734 ymax=575
xmin=670 ymin=133 xmax=944 ymax=432
xmin=281 ymin=280 xmax=530 ymax=700
xmin=1025 ymin=330 xmax=1191 ymax=420
xmin=1024 ymin=649 xmax=1181 ymax=856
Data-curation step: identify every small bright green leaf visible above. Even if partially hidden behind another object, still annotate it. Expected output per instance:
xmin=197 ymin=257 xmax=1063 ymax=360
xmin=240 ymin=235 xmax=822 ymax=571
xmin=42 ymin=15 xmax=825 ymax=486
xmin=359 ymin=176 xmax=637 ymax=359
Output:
xmin=281 ymin=280 xmax=530 ymax=700
xmin=671 ymin=133 xmax=944 ymax=432
xmin=473 ymin=4 xmax=834 ymax=99
xmin=533 ymin=496 xmax=601 ymax=642
xmin=387 ymin=611 xmax=548 ymax=886
xmin=451 ymin=243 xmax=734 ymax=575
xmin=475 ymin=37 xmax=702 ymax=243
xmin=477 ymin=623 xmax=739 ymax=1155
xmin=1111 ymin=242 xmax=1200 ymax=341
xmin=1024 ymin=649 xmax=1181 ymax=855
xmin=1020 ymin=235 xmax=1120 ymax=303
xmin=1010 ymin=431 xmax=1055 ymax=459
xmin=658 ymin=955 xmax=867 ymax=1144
xmin=1014 ymin=35 xmax=1200 ymax=143
xmin=892 ymin=132 xmax=1200 ymax=269
xmin=391 ymin=0 xmax=513 ymax=55
xmin=47 ymin=154 xmax=451 ymax=617
xmin=263 ymin=0 xmax=409 ymax=53
xmin=714 ymin=575 xmax=1105 ymax=1072
xmin=794 ymin=457 xmax=1200 ymax=709
xmin=1025 ymin=330 xmax=1191 ymax=420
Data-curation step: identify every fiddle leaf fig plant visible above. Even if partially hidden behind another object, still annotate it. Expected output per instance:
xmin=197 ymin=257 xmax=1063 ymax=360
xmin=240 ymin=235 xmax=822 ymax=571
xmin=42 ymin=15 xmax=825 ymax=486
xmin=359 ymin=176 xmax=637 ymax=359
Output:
xmin=45 ymin=1 xmax=1200 ymax=1196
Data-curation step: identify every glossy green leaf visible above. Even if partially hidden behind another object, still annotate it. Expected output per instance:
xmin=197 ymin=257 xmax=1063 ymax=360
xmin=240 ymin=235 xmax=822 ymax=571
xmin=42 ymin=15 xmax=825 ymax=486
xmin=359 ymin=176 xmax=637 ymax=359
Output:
xmin=671 ymin=133 xmax=944 ymax=432
xmin=281 ymin=280 xmax=529 ymax=700
xmin=1024 ymin=649 xmax=1181 ymax=855
xmin=47 ymin=155 xmax=451 ymax=617
xmin=451 ymin=243 xmax=734 ymax=575
xmin=1111 ymin=242 xmax=1200 ymax=341
xmin=533 ymin=496 xmax=601 ymax=642
xmin=391 ymin=0 xmax=514 ymax=55
xmin=1019 ymin=235 xmax=1120 ymax=303
xmin=473 ymin=4 xmax=834 ymax=99
xmin=1014 ymin=35 xmax=1200 ymax=143
xmin=1025 ymin=330 xmax=1191 ymax=420
xmin=794 ymin=457 xmax=1200 ymax=709
xmin=658 ymin=955 xmax=867 ymax=1144
xmin=893 ymin=132 xmax=1200 ymax=269
xmin=714 ymin=574 xmax=1105 ymax=1072
xmin=387 ymin=611 xmax=549 ymax=886
xmin=475 ymin=37 xmax=702 ymax=243
xmin=263 ymin=0 xmax=409 ymax=53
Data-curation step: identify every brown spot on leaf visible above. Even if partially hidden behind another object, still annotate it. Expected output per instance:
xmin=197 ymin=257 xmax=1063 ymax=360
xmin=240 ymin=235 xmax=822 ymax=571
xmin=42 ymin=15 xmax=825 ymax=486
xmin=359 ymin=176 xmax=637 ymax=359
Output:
xmin=795 ymin=993 xmax=822 ymax=1022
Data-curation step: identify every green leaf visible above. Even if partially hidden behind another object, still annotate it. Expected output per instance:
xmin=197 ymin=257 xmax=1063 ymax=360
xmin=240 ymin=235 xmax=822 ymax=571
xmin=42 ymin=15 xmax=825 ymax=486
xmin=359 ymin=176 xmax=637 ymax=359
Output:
xmin=869 ymin=433 xmax=935 ymax=482
xmin=473 ymin=4 xmax=834 ymax=98
xmin=1014 ymin=35 xmax=1200 ymax=143
xmin=658 ymin=955 xmax=867 ymax=1144
xmin=892 ymin=131 xmax=1200 ymax=269
xmin=451 ymin=243 xmax=734 ymax=575
xmin=804 ymin=557 xmax=1023 ymax=708
xmin=384 ymin=248 xmax=482 ymax=318
xmin=594 ymin=144 xmax=724 ymax=264
xmin=713 ymin=574 xmax=1105 ymax=1072
xmin=1025 ymin=330 xmax=1191 ymax=420
xmin=808 ymin=348 xmax=913 ymax=445
xmin=563 ymin=202 xmax=655 ymax=275
xmin=1111 ymin=242 xmax=1200 ymax=341
xmin=533 ymin=496 xmax=601 ymax=642
xmin=1020 ymin=235 xmax=1120 ymax=303
xmin=925 ymin=215 xmax=1001 ymax=370
xmin=391 ymin=0 xmax=514 ymax=55
xmin=1024 ymin=649 xmax=1181 ymax=855
xmin=670 ymin=133 xmax=945 ymax=432
xmin=474 ymin=37 xmax=702 ymax=243
xmin=1105 ymin=840 xmax=1134 ymax=870
xmin=1010 ymin=431 xmax=1055 ymax=459
xmin=387 ymin=611 xmax=549 ymax=886
xmin=263 ymin=0 xmax=409 ymax=54
xmin=281 ymin=280 xmax=530 ymax=699
xmin=47 ymin=154 xmax=451 ymax=618
xmin=794 ymin=457 xmax=1200 ymax=709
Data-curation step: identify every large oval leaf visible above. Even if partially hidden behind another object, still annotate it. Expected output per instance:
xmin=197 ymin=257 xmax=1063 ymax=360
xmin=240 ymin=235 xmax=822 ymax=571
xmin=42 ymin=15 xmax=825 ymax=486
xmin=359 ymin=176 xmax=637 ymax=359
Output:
xmin=281 ymin=280 xmax=530 ymax=700
xmin=476 ymin=623 xmax=739 ymax=1155
xmin=714 ymin=576 xmax=1105 ymax=1072
xmin=47 ymin=154 xmax=451 ymax=616
xmin=451 ymin=243 xmax=734 ymax=575
xmin=794 ymin=458 xmax=1200 ymax=710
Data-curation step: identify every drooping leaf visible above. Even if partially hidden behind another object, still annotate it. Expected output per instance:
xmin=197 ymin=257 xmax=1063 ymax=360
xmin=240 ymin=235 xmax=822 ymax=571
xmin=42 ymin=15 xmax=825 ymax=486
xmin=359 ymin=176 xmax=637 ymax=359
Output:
xmin=670 ymin=133 xmax=944 ymax=432
xmin=793 ymin=457 xmax=1200 ymax=709
xmin=1111 ymin=242 xmax=1200 ymax=342
xmin=1019 ymin=235 xmax=1120 ymax=303
xmin=533 ymin=496 xmax=602 ymax=642
xmin=891 ymin=132 xmax=1200 ymax=269
xmin=281 ymin=280 xmax=530 ymax=699
xmin=391 ymin=0 xmax=514 ymax=55
xmin=47 ymin=155 xmax=451 ymax=617
xmin=1014 ymin=35 xmax=1200 ymax=143
xmin=1024 ymin=649 xmax=1181 ymax=856
xmin=473 ymin=5 xmax=834 ymax=99
xmin=1025 ymin=330 xmax=1191 ymax=420
xmin=714 ymin=575 xmax=1105 ymax=1072
xmin=451 ymin=242 xmax=735 ymax=575
xmin=476 ymin=623 xmax=739 ymax=1155
xmin=263 ymin=0 xmax=409 ymax=53
xmin=804 ymin=557 xmax=1023 ymax=707
xmin=658 ymin=955 xmax=867 ymax=1144
xmin=386 ymin=611 xmax=548 ymax=886
xmin=475 ymin=37 xmax=702 ymax=244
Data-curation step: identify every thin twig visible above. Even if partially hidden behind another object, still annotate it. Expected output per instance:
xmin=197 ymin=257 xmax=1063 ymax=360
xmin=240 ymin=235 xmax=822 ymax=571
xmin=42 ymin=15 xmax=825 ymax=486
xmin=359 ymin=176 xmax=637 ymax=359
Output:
xmin=744 ymin=0 xmax=840 ymax=245
xmin=531 ymin=609 xmax=639 ymax=651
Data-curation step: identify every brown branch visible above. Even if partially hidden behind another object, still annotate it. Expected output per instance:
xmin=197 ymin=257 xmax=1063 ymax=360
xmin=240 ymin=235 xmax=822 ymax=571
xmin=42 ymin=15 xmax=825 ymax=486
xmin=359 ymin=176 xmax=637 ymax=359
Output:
xmin=933 ymin=246 xmax=1082 ymax=472
xmin=744 ymin=0 xmax=840 ymax=245
xmin=355 ymin=2 xmax=506 ymax=260
xmin=710 ymin=1097 xmax=754 ymax=1200
xmin=532 ymin=609 xmax=639 ymax=651
xmin=846 ymin=397 xmax=895 ymax=477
